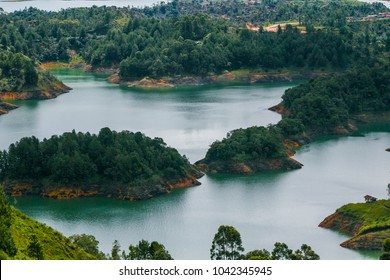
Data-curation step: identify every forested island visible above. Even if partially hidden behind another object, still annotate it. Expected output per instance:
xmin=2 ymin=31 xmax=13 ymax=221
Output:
xmin=0 ymin=128 xmax=202 ymax=200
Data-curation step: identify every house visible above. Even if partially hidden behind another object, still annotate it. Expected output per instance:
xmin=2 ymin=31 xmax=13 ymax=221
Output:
xmin=364 ymin=195 xmax=377 ymax=203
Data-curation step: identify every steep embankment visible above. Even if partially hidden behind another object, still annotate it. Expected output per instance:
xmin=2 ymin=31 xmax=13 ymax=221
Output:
xmin=319 ymin=200 xmax=390 ymax=250
xmin=8 ymin=207 xmax=95 ymax=260
xmin=5 ymin=169 xmax=202 ymax=200
xmin=0 ymin=72 xmax=71 ymax=101
xmin=196 ymin=157 xmax=302 ymax=174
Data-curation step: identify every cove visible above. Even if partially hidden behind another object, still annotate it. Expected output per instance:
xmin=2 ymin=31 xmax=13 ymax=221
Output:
xmin=2 ymin=69 xmax=389 ymax=259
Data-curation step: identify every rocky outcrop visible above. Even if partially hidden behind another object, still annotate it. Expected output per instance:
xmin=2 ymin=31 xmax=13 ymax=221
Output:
xmin=340 ymin=229 xmax=390 ymax=250
xmin=195 ymin=157 xmax=303 ymax=175
xmin=0 ymin=74 xmax=71 ymax=116
xmin=319 ymin=200 xmax=390 ymax=250
xmin=0 ymin=101 xmax=18 ymax=115
xmin=4 ymin=168 xmax=203 ymax=201
xmin=319 ymin=211 xmax=363 ymax=235
xmin=109 ymin=71 xmax=330 ymax=89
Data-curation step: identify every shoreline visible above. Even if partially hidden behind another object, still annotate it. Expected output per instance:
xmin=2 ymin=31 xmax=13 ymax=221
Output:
xmin=39 ymin=61 xmax=331 ymax=89
xmin=0 ymin=73 xmax=71 ymax=116
xmin=113 ymin=70 xmax=330 ymax=89
xmin=319 ymin=200 xmax=390 ymax=250
xmin=4 ymin=169 xmax=203 ymax=201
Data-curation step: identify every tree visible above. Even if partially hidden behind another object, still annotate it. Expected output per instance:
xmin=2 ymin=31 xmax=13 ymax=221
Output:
xmin=27 ymin=234 xmax=44 ymax=260
xmin=271 ymin=242 xmax=294 ymax=260
xmin=245 ymin=243 xmax=319 ymax=260
xmin=124 ymin=240 xmax=173 ymax=260
xmin=245 ymin=249 xmax=271 ymax=260
xmin=110 ymin=240 xmax=121 ymax=260
xmin=293 ymin=244 xmax=320 ymax=260
xmin=69 ymin=234 xmax=106 ymax=259
xmin=210 ymin=225 xmax=244 ymax=260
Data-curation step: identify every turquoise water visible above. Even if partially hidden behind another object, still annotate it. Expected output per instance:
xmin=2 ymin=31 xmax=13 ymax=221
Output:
xmin=1 ymin=69 xmax=388 ymax=260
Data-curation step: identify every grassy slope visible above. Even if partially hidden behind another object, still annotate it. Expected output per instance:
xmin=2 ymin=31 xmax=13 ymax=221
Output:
xmin=320 ymin=200 xmax=390 ymax=250
xmin=8 ymin=207 xmax=94 ymax=260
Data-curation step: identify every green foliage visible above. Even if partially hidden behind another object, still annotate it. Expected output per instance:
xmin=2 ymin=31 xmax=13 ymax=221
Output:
xmin=2 ymin=200 xmax=94 ymax=259
xmin=379 ymin=252 xmax=390 ymax=260
xmin=271 ymin=242 xmax=294 ymax=260
xmin=0 ymin=186 xmax=17 ymax=258
xmin=69 ymin=234 xmax=106 ymax=259
xmin=146 ymin=0 xmax=388 ymax=28
xmin=27 ymin=234 xmax=44 ymax=260
xmin=210 ymin=225 xmax=244 ymax=260
xmin=380 ymin=238 xmax=390 ymax=259
xmin=110 ymin=240 xmax=121 ymax=260
xmin=124 ymin=240 xmax=173 ymax=260
xmin=0 ymin=50 xmax=38 ymax=91
xmin=1 ymin=2 xmax=389 ymax=79
xmin=245 ymin=249 xmax=271 ymax=260
xmin=213 ymin=226 xmax=320 ymax=260
xmin=282 ymin=67 xmax=390 ymax=134
xmin=0 ymin=128 xmax=192 ymax=188
xmin=245 ymin=243 xmax=319 ymax=260
xmin=277 ymin=118 xmax=305 ymax=138
xmin=293 ymin=244 xmax=320 ymax=260
xmin=206 ymin=125 xmax=286 ymax=162
xmin=383 ymin=238 xmax=390 ymax=252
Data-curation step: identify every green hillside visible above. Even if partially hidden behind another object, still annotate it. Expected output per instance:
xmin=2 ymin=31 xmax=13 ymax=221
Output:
xmin=319 ymin=200 xmax=390 ymax=250
xmin=0 ymin=187 xmax=94 ymax=260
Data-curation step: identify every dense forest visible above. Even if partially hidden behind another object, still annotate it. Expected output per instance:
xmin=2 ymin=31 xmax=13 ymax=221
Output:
xmin=280 ymin=66 xmax=390 ymax=134
xmin=0 ymin=128 xmax=201 ymax=199
xmin=143 ymin=0 xmax=388 ymax=27
xmin=200 ymin=66 xmax=390 ymax=171
xmin=0 ymin=50 xmax=38 ymax=91
xmin=0 ymin=1 xmax=390 ymax=79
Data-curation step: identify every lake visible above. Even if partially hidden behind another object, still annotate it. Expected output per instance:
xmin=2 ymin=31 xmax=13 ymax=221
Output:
xmin=1 ymin=69 xmax=389 ymax=259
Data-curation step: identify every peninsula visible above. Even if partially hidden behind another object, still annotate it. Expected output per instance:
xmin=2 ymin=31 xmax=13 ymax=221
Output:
xmin=319 ymin=199 xmax=390 ymax=250
xmin=0 ymin=51 xmax=70 ymax=116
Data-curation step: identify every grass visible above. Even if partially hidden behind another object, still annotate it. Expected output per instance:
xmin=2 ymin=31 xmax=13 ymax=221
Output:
xmin=337 ymin=200 xmax=390 ymax=235
xmin=9 ymin=207 xmax=95 ymax=260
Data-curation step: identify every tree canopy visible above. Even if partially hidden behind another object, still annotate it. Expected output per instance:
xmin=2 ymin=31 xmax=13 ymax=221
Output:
xmin=0 ymin=128 xmax=194 ymax=187
xmin=123 ymin=240 xmax=173 ymax=260
xmin=210 ymin=225 xmax=245 ymax=260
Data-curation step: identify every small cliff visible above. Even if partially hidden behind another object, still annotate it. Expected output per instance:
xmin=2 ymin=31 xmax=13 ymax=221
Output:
xmin=319 ymin=200 xmax=390 ymax=250
xmin=5 ymin=168 xmax=203 ymax=201
xmin=110 ymin=70 xmax=328 ymax=89
xmin=0 ymin=71 xmax=71 ymax=116
xmin=196 ymin=157 xmax=302 ymax=174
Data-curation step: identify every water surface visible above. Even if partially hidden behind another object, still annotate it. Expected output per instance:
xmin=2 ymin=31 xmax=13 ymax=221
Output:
xmin=2 ymin=70 xmax=388 ymax=260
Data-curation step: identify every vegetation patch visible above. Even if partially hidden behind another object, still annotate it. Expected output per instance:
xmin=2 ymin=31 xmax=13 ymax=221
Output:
xmin=319 ymin=200 xmax=390 ymax=250
xmin=0 ymin=128 xmax=202 ymax=200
